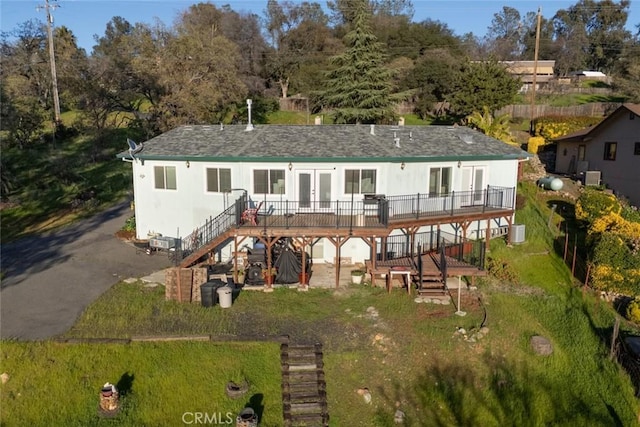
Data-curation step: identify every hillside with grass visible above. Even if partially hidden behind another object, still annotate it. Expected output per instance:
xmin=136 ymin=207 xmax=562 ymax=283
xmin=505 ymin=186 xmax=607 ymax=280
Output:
xmin=2 ymin=175 xmax=640 ymax=426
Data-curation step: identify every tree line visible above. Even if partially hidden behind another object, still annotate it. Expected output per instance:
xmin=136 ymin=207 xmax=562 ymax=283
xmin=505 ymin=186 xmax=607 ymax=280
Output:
xmin=1 ymin=0 xmax=639 ymax=144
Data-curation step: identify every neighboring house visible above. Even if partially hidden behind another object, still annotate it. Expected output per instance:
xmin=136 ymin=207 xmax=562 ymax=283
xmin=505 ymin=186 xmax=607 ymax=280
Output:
xmin=501 ymin=60 xmax=555 ymax=92
xmin=118 ymin=123 xmax=529 ymax=269
xmin=554 ymin=103 xmax=640 ymax=207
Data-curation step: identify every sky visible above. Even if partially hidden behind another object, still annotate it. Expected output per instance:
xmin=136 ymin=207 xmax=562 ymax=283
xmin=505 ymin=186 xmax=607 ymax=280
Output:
xmin=1 ymin=0 xmax=639 ymax=53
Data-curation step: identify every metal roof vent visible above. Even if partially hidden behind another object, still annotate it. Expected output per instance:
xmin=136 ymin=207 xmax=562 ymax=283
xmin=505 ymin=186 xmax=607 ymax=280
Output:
xmin=370 ymin=124 xmax=375 ymax=135
xmin=220 ymin=122 xmax=224 ymax=131
xmin=245 ymin=99 xmax=254 ymax=131
xmin=394 ymin=132 xmax=400 ymax=148
xmin=459 ymin=134 xmax=474 ymax=144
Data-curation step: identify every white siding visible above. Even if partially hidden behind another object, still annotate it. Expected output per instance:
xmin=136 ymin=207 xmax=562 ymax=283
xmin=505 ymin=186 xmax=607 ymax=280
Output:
xmin=132 ymin=158 xmax=520 ymax=262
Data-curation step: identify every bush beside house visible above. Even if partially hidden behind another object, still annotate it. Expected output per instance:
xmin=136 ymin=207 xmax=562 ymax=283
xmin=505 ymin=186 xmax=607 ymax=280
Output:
xmin=577 ymin=188 xmax=640 ymax=295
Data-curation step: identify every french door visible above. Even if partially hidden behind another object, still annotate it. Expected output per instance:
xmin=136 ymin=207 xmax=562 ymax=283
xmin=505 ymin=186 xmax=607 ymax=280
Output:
xmin=296 ymin=169 xmax=333 ymax=212
xmin=461 ymin=166 xmax=485 ymax=206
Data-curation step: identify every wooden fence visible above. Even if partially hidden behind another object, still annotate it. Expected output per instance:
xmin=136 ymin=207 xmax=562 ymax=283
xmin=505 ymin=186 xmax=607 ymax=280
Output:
xmin=495 ymin=103 xmax=621 ymax=119
xmin=554 ymin=230 xmax=590 ymax=285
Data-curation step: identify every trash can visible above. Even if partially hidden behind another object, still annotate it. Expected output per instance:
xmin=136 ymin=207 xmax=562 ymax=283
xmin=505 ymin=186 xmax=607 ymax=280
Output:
xmin=217 ymin=286 xmax=233 ymax=308
xmin=200 ymin=282 xmax=216 ymax=307
xmin=200 ymin=279 xmax=226 ymax=307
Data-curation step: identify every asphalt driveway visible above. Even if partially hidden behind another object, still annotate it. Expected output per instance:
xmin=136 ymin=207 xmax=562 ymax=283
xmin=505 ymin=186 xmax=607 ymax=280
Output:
xmin=1 ymin=202 xmax=172 ymax=340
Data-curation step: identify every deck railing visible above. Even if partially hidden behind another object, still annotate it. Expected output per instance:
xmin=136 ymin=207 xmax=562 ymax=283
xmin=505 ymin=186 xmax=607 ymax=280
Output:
xmin=385 ymin=185 xmax=514 ymax=220
xmin=382 ymin=231 xmax=486 ymax=269
xmin=177 ymin=202 xmax=238 ymax=263
xmin=244 ymin=186 xmax=514 ymax=230
xmin=174 ymin=187 xmax=512 ymax=264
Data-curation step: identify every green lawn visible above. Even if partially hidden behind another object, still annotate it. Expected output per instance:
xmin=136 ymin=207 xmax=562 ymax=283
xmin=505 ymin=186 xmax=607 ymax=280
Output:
xmin=1 ymin=341 xmax=281 ymax=426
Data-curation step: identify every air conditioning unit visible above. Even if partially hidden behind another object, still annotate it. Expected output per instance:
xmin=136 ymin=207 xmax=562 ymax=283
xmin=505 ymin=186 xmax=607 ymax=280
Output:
xmin=584 ymin=171 xmax=601 ymax=186
xmin=511 ymin=224 xmax=526 ymax=244
xmin=150 ymin=236 xmax=176 ymax=250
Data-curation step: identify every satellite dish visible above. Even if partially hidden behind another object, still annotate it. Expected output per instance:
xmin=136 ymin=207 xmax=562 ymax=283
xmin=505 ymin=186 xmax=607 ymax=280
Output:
xmin=125 ymin=138 xmax=143 ymax=162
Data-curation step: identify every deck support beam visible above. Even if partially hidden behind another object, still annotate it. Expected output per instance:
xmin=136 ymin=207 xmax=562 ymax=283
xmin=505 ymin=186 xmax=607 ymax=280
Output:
xmin=327 ymin=236 xmax=350 ymax=288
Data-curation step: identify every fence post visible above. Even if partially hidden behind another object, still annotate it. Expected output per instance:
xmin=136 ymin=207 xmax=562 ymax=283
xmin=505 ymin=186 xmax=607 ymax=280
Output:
xmin=610 ymin=316 xmax=620 ymax=361
xmin=584 ymin=263 xmax=591 ymax=289
xmin=571 ymin=235 xmax=578 ymax=277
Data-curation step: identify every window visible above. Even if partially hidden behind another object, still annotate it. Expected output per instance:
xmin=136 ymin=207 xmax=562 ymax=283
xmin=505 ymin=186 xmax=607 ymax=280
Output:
xmin=344 ymin=169 xmax=376 ymax=194
xmin=428 ymin=167 xmax=451 ymax=196
xmin=154 ymin=166 xmax=177 ymax=190
xmin=578 ymin=145 xmax=586 ymax=161
xmin=604 ymin=142 xmax=617 ymax=161
xmin=253 ymin=169 xmax=285 ymax=194
xmin=635 ymin=142 xmax=640 ymax=156
xmin=206 ymin=168 xmax=231 ymax=193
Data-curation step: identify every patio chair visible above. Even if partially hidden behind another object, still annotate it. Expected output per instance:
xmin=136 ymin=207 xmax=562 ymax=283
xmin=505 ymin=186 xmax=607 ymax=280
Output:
xmin=241 ymin=201 xmax=263 ymax=226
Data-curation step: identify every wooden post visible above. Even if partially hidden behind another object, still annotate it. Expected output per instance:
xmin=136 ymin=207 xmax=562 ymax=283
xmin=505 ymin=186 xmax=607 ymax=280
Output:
xmin=610 ymin=316 xmax=620 ymax=361
xmin=563 ymin=231 xmax=569 ymax=262
xmin=571 ymin=235 xmax=578 ymax=277
xmin=529 ymin=7 xmax=542 ymax=134
xmin=335 ymin=237 xmax=341 ymax=288
xmin=485 ymin=219 xmax=491 ymax=253
xmin=584 ymin=263 xmax=591 ymax=289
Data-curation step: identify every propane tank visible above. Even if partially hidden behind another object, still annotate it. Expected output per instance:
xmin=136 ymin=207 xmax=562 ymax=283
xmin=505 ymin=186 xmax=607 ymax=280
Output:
xmin=537 ymin=176 xmax=564 ymax=191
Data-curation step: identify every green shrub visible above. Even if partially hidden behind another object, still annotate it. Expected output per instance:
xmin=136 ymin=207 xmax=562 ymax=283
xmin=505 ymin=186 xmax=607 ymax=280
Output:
xmin=486 ymin=256 xmax=520 ymax=284
xmin=622 ymin=205 xmax=640 ymax=224
xmin=122 ymin=215 xmax=136 ymax=232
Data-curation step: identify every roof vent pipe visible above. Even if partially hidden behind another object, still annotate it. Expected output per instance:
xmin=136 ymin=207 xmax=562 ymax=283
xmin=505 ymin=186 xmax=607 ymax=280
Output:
xmin=370 ymin=124 xmax=375 ymax=135
xmin=394 ymin=132 xmax=400 ymax=148
xmin=245 ymin=99 xmax=254 ymax=131
xmin=220 ymin=122 xmax=224 ymax=131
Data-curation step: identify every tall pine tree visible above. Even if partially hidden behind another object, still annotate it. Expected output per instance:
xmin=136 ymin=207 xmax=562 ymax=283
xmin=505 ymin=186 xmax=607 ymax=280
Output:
xmin=322 ymin=0 xmax=396 ymax=124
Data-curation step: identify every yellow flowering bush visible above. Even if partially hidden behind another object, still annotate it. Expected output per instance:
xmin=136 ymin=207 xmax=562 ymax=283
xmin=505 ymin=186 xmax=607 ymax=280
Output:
xmin=590 ymin=212 xmax=640 ymax=238
xmin=533 ymin=116 xmax=602 ymax=140
xmin=575 ymin=188 xmax=621 ymax=224
xmin=527 ymin=137 xmax=545 ymax=154
xmin=626 ymin=297 xmax=640 ymax=323
xmin=575 ymin=188 xmax=640 ymax=294
xmin=591 ymin=233 xmax=640 ymax=294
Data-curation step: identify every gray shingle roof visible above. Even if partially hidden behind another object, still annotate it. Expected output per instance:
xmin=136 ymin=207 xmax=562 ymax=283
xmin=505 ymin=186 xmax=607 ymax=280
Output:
xmin=118 ymin=124 xmax=529 ymax=162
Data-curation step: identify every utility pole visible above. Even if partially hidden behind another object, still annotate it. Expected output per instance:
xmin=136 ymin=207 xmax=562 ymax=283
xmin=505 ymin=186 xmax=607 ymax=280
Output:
xmin=38 ymin=0 xmax=61 ymax=125
xmin=530 ymin=7 xmax=542 ymax=135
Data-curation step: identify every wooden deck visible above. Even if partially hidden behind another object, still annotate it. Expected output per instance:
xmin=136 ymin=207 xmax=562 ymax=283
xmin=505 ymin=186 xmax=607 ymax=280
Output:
xmin=239 ymin=206 xmax=514 ymax=232
xmin=364 ymin=251 xmax=486 ymax=294
xmin=177 ymin=191 xmax=514 ymax=292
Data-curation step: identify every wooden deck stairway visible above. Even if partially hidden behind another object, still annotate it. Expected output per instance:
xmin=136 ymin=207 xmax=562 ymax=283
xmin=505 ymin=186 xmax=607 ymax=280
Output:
xmin=416 ymin=253 xmax=447 ymax=295
xmin=281 ymin=343 xmax=329 ymax=427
